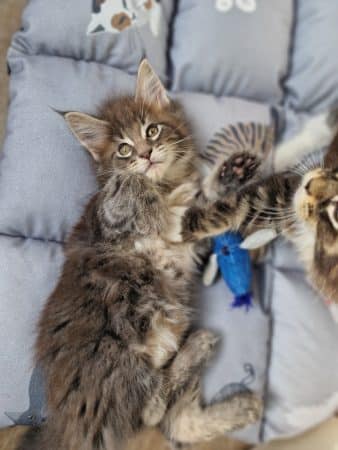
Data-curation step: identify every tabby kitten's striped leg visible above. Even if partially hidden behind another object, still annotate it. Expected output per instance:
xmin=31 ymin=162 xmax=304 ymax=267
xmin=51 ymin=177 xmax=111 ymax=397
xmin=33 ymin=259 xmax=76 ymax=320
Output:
xmin=162 ymin=377 xmax=261 ymax=445
xmin=182 ymin=177 xmax=299 ymax=242
xmin=142 ymin=330 xmax=219 ymax=427
xmin=181 ymin=152 xmax=262 ymax=241
xmin=181 ymin=197 xmax=248 ymax=242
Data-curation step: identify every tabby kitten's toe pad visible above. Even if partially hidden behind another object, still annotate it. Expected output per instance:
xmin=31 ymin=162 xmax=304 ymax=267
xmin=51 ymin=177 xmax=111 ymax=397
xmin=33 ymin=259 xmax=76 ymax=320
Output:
xmin=219 ymin=152 xmax=260 ymax=186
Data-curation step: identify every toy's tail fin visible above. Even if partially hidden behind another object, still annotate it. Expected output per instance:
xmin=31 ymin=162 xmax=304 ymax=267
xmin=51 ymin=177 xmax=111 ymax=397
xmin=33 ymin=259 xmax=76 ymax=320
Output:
xmin=231 ymin=293 xmax=253 ymax=312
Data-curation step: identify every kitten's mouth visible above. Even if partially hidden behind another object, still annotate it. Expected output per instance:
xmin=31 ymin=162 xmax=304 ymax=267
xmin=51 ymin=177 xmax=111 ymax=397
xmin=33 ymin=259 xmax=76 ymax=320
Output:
xmin=145 ymin=161 xmax=162 ymax=173
xmin=294 ymin=169 xmax=324 ymax=223
xmin=294 ymin=187 xmax=315 ymax=222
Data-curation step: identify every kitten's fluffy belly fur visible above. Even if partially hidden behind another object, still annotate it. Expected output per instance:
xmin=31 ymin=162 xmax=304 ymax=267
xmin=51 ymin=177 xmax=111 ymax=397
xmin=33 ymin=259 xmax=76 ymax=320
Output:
xmin=18 ymin=61 xmax=261 ymax=450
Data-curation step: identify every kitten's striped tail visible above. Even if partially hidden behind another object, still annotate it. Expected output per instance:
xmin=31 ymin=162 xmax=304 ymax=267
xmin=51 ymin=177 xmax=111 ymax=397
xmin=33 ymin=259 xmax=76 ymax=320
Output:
xmin=274 ymin=107 xmax=338 ymax=172
xmin=15 ymin=426 xmax=43 ymax=450
xmin=0 ymin=426 xmax=43 ymax=450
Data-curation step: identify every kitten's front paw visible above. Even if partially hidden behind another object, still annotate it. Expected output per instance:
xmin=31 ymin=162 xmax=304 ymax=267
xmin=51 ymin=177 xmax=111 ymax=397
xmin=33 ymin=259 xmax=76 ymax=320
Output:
xmin=165 ymin=206 xmax=187 ymax=243
xmin=167 ymin=182 xmax=199 ymax=207
xmin=218 ymin=152 xmax=260 ymax=186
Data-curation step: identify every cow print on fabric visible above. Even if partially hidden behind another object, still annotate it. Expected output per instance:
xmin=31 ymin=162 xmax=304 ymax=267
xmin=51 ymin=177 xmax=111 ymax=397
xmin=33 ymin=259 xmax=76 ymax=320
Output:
xmin=87 ymin=0 xmax=162 ymax=36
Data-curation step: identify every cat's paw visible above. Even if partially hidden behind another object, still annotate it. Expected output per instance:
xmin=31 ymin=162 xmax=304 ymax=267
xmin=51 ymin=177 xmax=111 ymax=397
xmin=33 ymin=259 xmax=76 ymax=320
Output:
xmin=167 ymin=182 xmax=198 ymax=207
xmin=227 ymin=392 xmax=263 ymax=428
xmin=173 ymin=330 xmax=220 ymax=371
xmin=218 ymin=152 xmax=260 ymax=186
xmin=165 ymin=206 xmax=189 ymax=243
xmin=188 ymin=329 xmax=220 ymax=357
xmin=142 ymin=395 xmax=167 ymax=427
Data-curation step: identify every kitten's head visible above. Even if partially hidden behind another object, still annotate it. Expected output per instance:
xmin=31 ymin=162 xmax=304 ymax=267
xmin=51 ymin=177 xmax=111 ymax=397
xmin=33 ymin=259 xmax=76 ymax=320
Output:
xmin=295 ymin=168 xmax=338 ymax=238
xmin=65 ymin=60 xmax=194 ymax=187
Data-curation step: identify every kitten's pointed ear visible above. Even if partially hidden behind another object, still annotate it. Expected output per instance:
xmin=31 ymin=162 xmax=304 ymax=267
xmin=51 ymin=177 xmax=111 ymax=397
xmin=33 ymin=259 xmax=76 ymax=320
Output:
xmin=64 ymin=112 xmax=111 ymax=162
xmin=135 ymin=59 xmax=169 ymax=108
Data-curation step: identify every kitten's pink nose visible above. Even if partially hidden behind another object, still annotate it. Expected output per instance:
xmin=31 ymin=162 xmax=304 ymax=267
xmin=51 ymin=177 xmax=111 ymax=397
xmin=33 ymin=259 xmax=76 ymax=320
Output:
xmin=140 ymin=149 xmax=152 ymax=160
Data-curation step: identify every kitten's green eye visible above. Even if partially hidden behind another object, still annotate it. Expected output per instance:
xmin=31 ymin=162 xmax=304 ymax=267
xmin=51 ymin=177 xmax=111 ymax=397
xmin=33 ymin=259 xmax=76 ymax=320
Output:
xmin=117 ymin=144 xmax=133 ymax=158
xmin=146 ymin=124 xmax=160 ymax=139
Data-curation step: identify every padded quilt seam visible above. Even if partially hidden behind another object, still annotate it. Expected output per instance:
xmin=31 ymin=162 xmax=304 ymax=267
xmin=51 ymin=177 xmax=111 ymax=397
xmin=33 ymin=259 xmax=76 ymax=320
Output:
xmin=7 ymin=45 xmax=136 ymax=76
xmin=0 ymin=231 xmax=63 ymax=246
xmin=259 ymin=243 xmax=276 ymax=442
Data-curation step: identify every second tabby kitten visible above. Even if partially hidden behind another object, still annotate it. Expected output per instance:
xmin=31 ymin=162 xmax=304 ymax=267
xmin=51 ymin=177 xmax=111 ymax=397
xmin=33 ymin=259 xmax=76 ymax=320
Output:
xmin=179 ymin=115 xmax=338 ymax=307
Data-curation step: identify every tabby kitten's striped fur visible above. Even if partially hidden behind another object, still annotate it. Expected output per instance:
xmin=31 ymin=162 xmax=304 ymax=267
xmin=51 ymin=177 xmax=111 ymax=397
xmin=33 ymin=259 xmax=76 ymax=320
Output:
xmin=18 ymin=61 xmax=261 ymax=450
xmin=180 ymin=116 xmax=338 ymax=305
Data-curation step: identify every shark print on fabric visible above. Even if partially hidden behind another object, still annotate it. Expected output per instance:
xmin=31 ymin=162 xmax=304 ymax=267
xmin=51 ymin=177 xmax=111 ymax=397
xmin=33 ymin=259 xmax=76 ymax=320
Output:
xmin=216 ymin=0 xmax=257 ymax=14
xmin=87 ymin=0 xmax=162 ymax=36
xmin=5 ymin=365 xmax=46 ymax=427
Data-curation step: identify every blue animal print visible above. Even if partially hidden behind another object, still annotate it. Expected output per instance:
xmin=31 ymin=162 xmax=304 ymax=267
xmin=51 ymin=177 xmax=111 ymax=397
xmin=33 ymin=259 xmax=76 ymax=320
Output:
xmin=5 ymin=365 xmax=46 ymax=426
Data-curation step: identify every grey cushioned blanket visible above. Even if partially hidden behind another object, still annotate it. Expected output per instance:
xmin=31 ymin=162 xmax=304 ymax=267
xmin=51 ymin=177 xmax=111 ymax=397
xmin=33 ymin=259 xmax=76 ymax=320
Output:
xmin=1 ymin=0 xmax=338 ymax=444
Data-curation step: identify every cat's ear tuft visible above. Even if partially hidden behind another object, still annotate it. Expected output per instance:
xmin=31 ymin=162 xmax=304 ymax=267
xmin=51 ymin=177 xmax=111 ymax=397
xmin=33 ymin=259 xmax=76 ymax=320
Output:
xmin=64 ymin=112 xmax=111 ymax=162
xmin=135 ymin=59 xmax=169 ymax=109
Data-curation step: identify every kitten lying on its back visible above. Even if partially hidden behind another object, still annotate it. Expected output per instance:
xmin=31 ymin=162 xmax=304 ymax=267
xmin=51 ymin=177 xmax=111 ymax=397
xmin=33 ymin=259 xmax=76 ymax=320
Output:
xmin=18 ymin=61 xmax=261 ymax=450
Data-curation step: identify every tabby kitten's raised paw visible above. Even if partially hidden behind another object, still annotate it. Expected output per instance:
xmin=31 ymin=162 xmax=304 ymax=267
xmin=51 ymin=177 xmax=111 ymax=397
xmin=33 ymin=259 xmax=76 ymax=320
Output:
xmin=219 ymin=152 xmax=260 ymax=186
xmin=203 ymin=152 xmax=262 ymax=202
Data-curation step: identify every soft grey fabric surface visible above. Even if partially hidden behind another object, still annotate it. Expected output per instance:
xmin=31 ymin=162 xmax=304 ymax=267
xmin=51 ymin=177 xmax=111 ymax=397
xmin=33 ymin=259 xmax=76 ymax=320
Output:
xmin=264 ymin=241 xmax=338 ymax=441
xmin=0 ymin=237 xmax=63 ymax=428
xmin=0 ymin=45 xmax=272 ymax=443
xmin=11 ymin=0 xmax=174 ymax=80
xmin=284 ymin=0 xmax=338 ymax=113
xmin=170 ymin=0 xmax=294 ymax=103
xmin=1 ymin=0 xmax=338 ymax=445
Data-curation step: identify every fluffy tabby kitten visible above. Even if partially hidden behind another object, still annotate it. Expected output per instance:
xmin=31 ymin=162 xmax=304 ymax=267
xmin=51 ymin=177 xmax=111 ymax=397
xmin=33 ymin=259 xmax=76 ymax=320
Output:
xmin=18 ymin=61 xmax=261 ymax=450
xmin=179 ymin=120 xmax=338 ymax=305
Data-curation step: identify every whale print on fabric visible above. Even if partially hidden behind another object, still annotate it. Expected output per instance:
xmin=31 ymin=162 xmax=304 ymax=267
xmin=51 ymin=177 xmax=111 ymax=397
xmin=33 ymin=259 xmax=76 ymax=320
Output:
xmin=87 ymin=0 xmax=162 ymax=36
xmin=216 ymin=0 xmax=257 ymax=14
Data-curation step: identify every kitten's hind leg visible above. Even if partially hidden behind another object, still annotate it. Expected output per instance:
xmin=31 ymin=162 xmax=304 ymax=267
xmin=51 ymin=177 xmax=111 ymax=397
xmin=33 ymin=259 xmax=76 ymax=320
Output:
xmin=163 ymin=382 xmax=262 ymax=445
xmin=142 ymin=330 xmax=219 ymax=427
xmin=167 ymin=330 xmax=219 ymax=393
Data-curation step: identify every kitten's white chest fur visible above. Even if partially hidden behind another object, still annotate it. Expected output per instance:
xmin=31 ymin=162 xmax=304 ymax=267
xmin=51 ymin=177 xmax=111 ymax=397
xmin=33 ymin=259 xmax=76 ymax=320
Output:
xmin=289 ymin=223 xmax=316 ymax=272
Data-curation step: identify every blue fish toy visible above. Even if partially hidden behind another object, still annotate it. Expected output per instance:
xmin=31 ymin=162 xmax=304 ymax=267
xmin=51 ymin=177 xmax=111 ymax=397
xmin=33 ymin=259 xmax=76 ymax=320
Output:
xmin=204 ymin=232 xmax=253 ymax=311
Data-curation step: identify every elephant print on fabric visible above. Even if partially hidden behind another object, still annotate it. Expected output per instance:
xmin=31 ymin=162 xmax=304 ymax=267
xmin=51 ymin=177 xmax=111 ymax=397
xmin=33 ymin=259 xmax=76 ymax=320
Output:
xmin=87 ymin=0 xmax=162 ymax=36
xmin=216 ymin=0 xmax=257 ymax=13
